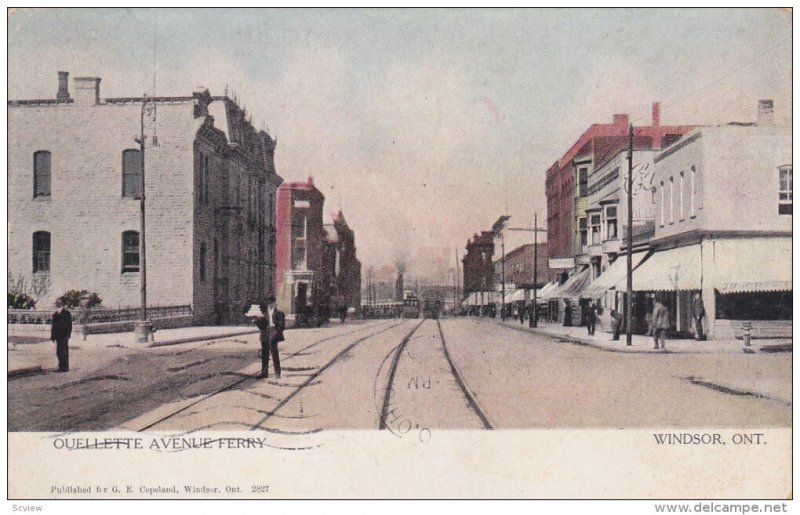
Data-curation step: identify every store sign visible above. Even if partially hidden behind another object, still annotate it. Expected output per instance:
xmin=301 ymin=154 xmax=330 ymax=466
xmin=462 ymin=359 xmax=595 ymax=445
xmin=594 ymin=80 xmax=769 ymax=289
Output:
xmin=549 ymin=257 xmax=575 ymax=269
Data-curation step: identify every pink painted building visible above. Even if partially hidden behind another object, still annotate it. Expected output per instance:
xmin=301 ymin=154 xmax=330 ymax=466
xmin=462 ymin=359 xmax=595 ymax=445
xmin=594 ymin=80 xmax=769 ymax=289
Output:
xmin=274 ymin=177 xmax=325 ymax=314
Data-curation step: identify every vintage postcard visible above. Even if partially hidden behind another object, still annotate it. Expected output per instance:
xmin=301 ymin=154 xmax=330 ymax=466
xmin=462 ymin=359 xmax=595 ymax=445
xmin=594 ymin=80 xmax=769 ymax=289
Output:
xmin=5 ymin=7 xmax=793 ymax=509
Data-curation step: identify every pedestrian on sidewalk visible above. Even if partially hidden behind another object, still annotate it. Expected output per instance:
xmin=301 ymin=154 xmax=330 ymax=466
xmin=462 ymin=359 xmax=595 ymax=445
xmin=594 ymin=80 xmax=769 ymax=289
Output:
xmin=519 ymin=304 xmax=525 ymax=325
xmin=563 ymin=300 xmax=573 ymax=327
xmin=586 ymin=300 xmax=597 ymax=336
xmin=50 ymin=299 xmax=72 ymax=372
xmin=268 ymin=295 xmax=285 ymax=379
xmin=610 ymin=308 xmax=623 ymax=341
xmin=691 ymin=293 xmax=706 ymax=341
xmin=652 ymin=300 xmax=670 ymax=350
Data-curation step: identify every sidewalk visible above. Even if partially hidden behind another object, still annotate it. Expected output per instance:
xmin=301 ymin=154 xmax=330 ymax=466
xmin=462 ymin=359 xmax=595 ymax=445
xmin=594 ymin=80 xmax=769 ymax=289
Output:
xmin=8 ymin=325 xmax=259 ymax=377
xmin=488 ymin=317 xmax=792 ymax=406
xmin=491 ymin=317 xmax=791 ymax=355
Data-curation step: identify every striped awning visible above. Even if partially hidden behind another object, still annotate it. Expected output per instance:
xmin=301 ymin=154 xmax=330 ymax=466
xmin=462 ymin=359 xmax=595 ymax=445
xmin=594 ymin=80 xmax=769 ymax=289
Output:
xmin=713 ymin=238 xmax=792 ymax=293
xmin=582 ymin=251 xmax=648 ymax=297
xmin=552 ymin=267 xmax=591 ymax=298
xmin=613 ymin=245 xmax=701 ymax=291
xmin=538 ymin=281 xmax=560 ymax=301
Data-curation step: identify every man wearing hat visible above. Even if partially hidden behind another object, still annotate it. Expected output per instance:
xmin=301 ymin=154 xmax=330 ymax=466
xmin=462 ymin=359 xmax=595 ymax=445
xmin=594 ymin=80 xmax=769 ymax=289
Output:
xmin=50 ymin=299 xmax=72 ymax=372
xmin=255 ymin=295 xmax=284 ymax=379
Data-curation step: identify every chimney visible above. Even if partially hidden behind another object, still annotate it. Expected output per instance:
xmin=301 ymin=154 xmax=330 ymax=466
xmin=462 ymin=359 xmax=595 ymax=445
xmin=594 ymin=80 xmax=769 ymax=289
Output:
xmin=73 ymin=77 xmax=101 ymax=106
xmin=652 ymin=102 xmax=662 ymax=150
xmin=757 ymin=99 xmax=774 ymax=126
xmin=613 ymin=114 xmax=629 ymax=127
xmin=57 ymin=71 xmax=70 ymax=101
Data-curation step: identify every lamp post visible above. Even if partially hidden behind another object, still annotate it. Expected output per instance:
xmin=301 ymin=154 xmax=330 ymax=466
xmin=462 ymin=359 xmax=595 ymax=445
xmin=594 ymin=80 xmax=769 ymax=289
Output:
xmin=133 ymin=95 xmax=156 ymax=343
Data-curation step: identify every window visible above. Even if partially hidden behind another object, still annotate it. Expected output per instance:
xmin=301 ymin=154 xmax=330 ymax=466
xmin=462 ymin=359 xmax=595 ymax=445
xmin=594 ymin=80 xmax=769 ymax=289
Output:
xmin=271 ymin=192 xmax=276 ymax=225
xmin=204 ymin=155 xmax=210 ymax=204
xmin=578 ymin=217 xmax=588 ymax=252
xmin=779 ymin=165 xmax=792 ymax=215
xmin=200 ymin=242 xmax=206 ymax=281
xmin=33 ymin=151 xmax=51 ymax=198
xmin=660 ymin=182 xmax=665 ymax=226
xmin=590 ymin=214 xmax=601 ymax=245
xmin=122 ymin=231 xmax=140 ymax=272
xmin=679 ymin=172 xmax=685 ymax=220
xmin=122 ymin=149 xmax=142 ymax=198
xmin=293 ymin=212 xmax=307 ymax=239
xmin=605 ymin=206 xmax=618 ymax=239
xmin=33 ymin=231 xmax=50 ymax=273
xmin=690 ymin=166 xmax=696 ymax=216
xmin=669 ymin=177 xmax=674 ymax=223
xmin=198 ymin=152 xmax=210 ymax=204
xmin=578 ymin=167 xmax=588 ymax=197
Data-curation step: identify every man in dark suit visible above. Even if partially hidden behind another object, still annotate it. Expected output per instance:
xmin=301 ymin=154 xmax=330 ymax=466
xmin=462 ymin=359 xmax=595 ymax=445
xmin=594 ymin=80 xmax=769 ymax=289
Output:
xmin=254 ymin=302 xmax=272 ymax=379
xmin=50 ymin=299 xmax=72 ymax=372
xmin=268 ymin=295 xmax=285 ymax=379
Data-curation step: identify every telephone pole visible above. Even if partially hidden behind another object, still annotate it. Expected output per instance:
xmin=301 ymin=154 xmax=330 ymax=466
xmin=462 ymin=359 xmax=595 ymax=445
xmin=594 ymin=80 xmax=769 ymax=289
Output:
xmin=626 ymin=123 xmax=634 ymax=346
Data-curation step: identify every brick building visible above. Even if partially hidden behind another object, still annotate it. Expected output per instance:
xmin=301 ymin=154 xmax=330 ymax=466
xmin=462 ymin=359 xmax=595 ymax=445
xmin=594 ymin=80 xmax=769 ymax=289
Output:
xmin=322 ymin=211 xmax=362 ymax=313
xmin=545 ymin=103 xmax=695 ymax=273
xmin=8 ymin=72 xmax=282 ymax=324
xmin=461 ymin=231 xmax=494 ymax=294
xmin=502 ymin=243 xmax=549 ymax=288
xmin=274 ymin=178 xmax=325 ymax=314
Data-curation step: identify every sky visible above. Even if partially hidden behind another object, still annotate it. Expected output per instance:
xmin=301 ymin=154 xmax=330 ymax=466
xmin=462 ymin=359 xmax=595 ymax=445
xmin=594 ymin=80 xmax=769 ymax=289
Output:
xmin=8 ymin=8 xmax=792 ymax=283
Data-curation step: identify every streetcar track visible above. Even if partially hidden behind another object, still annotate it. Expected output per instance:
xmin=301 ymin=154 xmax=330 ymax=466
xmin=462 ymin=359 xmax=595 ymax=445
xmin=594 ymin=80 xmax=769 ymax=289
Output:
xmin=378 ymin=320 xmax=426 ymax=430
xmin=377 ymin=319 xmax=494 ymax=431
xmin=250 ymin=320 xmax=412 ymax=430
xmin=135 ymin=321 xmax=394 ymax=431
xmin=436 ymin=320 xmax=494 ymax=430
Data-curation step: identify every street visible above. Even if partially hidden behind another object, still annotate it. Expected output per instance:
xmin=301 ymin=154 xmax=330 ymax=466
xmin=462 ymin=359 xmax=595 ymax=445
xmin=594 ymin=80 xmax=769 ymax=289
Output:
xmin=9 ymin=318 xmax=790 ymax=433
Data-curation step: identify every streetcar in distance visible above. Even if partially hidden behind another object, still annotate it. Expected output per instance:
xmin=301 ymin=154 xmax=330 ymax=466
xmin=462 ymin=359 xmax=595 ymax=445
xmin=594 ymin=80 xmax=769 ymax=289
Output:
xmin=420 ymin=289 xmax=444 ymax=319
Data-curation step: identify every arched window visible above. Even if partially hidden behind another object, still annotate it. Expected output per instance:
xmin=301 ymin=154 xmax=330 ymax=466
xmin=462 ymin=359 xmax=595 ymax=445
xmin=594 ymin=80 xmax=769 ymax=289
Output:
xmin=33 ymin=151 xmax=51 ymax=198
xmin=122 ymin=231 xmax=140 ymax=273
xmin=200 ymin=242 xmax=207 ymax=281
xmin=122 ymin=149 xmax=142 ymax=198
xmin=33 ymin=231 xmax=50 ymax=273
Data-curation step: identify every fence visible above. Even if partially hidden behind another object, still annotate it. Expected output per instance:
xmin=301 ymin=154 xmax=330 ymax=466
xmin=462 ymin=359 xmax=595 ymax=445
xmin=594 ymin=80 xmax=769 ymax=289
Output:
xmin=8 ymin=305 xmax=193 ymax=325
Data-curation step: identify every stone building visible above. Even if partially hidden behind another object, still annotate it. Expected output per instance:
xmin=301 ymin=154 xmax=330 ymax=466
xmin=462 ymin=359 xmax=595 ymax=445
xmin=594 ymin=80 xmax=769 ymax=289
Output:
xmin=461 ymin=231 xmax=495 ymax=294
xmin=322 ymin=211 xmax=362 ymax=313
xmin=8 ymin=72 xmax=283 ymax=324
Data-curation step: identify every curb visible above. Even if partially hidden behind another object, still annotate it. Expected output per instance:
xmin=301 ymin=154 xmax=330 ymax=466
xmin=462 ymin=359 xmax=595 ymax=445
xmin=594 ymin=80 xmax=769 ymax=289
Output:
xmin=146 ymin=329 xmax=259 ymax=348
xmin=8 ymin=365 xmax=43 ymax=378
xmin=488 ymin=319 xmax=757 ymax=355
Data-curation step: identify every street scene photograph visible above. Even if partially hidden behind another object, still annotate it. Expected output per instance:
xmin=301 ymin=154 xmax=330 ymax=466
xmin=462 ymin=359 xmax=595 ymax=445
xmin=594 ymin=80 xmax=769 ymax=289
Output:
xmin=6 ymin=7 xmax=792 ymax=504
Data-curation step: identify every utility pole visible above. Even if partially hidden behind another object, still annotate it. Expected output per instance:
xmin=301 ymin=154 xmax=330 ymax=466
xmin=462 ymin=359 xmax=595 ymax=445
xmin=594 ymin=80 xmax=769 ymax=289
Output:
xmin=454 ymin=248 xmax=460 ymax=316
xmin=626 ymin=123 xmax=634 ymax=346
xmin=532 ymin=213 xmax=538 ymax=328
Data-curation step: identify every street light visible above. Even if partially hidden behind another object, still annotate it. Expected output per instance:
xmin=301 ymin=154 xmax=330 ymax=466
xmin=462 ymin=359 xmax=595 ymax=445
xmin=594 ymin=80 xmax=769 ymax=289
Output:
xmin=133 ymin=95 xmax=157 ymax=343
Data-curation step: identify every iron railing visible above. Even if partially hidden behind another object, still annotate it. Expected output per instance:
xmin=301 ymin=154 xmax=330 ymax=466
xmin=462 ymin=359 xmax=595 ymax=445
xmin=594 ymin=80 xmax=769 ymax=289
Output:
xmin=8 ymin=305 xmax=192 ymax=325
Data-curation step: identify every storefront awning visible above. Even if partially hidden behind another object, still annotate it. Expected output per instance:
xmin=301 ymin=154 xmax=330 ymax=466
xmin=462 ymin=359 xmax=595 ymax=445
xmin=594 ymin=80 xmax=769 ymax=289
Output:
xmin=618 ymin=245 xmax=701 ymax=291
xmin=508 ymin=289 xmax=527 ymax=302
xmin=538 ymin=281 xmax=559 ymax=301
xmin=464 ymin=292 xmax=493 ymax=306
xmin=613 ymin=244 xmax=701 ymax=291
xmin=552 ymin=267 xmax=591 ymax=298
xmin=582 ymin=252 xmax=648 ymax=298
xmin=713 ymin=238 xmax=792 ymax=293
